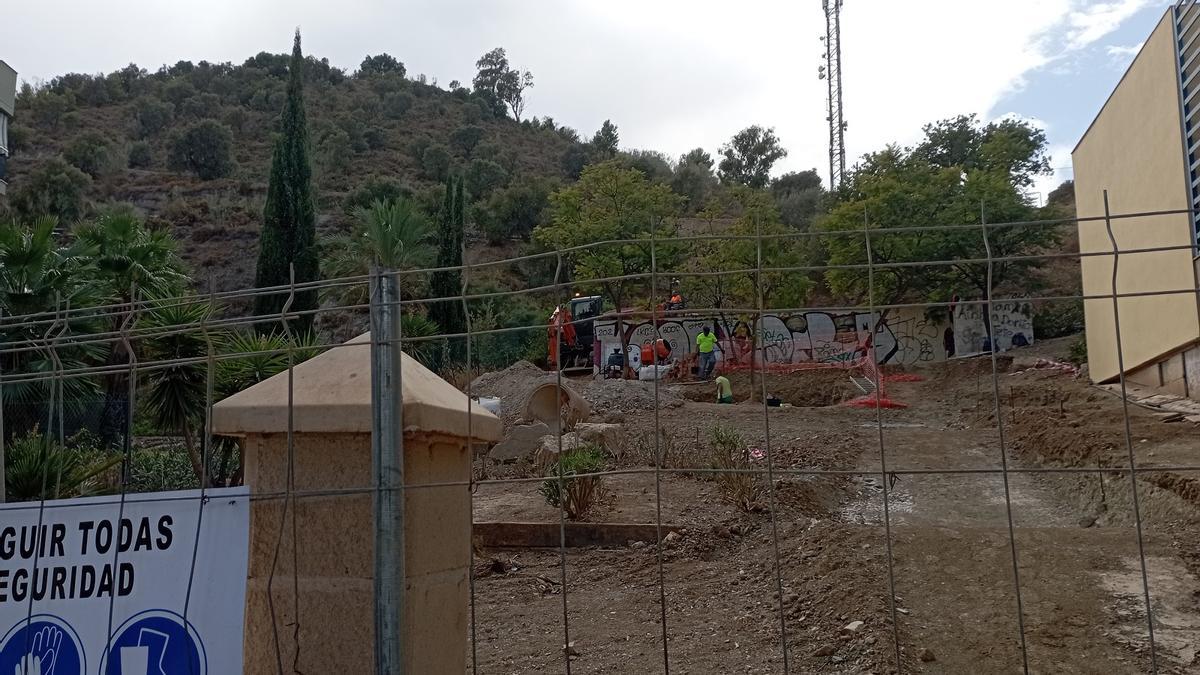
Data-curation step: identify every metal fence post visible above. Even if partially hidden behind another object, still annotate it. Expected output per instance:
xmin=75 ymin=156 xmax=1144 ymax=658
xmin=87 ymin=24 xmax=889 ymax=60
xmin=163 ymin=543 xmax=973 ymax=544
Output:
xmin=371 ymin=267 xmax=405 ymax=674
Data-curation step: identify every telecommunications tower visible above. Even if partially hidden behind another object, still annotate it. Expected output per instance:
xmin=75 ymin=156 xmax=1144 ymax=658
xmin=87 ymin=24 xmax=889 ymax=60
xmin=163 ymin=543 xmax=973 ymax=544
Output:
xmin=819 ymin=0 xmax=846 ymax=190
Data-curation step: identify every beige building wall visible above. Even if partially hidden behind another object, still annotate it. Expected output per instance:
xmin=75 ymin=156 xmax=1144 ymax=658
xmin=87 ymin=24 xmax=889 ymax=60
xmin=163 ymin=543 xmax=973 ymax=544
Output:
xmin=241 ymin=431 xmax=473 ymax=675
xmin=1072 ymin=10 xmax=1200 ymax=383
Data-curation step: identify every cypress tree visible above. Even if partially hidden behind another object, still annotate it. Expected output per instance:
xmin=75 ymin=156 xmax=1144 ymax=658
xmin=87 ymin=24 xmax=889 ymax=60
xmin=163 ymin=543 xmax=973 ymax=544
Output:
xmin=429 ymin=176 xmax=466 ymax=366
xmin=254 ymin=30 xmax=319 ymax=331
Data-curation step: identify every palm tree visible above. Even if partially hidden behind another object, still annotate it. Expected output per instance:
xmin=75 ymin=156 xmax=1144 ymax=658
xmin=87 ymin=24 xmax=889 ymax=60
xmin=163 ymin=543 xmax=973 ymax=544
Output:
xmin=0 ymin=216 xmax=103 ymax=438
xmin=140 ymin=299 xmax=219 ymax=481
xmin=74 ymin=211 xmax=187 ymax=302
xmin=322 ymin=198 xmax=435 ymax=306
xmin=73 ymin=210 xmax=188 ymax=446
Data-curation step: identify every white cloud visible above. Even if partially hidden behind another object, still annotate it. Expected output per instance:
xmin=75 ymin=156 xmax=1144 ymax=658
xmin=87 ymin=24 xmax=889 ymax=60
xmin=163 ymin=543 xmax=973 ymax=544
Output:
xmin=1065 ymin=1 xmax=1157 ymax=50
xmin=1105 ymin=41 xmax=1145 ymax=58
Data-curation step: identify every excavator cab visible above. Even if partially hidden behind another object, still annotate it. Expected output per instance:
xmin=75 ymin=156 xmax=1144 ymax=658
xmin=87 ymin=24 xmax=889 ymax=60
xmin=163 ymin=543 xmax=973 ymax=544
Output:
xmin=548 ymin=295 xmax=604 ymax=373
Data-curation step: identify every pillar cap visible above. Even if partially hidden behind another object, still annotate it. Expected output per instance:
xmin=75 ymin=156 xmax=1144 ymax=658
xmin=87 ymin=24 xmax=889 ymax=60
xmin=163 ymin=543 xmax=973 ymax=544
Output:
xmin=212 ymin=332 xmax=503 ymax=441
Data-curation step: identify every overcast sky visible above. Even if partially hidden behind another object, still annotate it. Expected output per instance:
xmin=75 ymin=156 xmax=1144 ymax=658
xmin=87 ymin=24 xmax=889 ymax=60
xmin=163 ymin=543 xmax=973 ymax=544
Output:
xmin=5 ymin=0 xmax=1169 ymax=202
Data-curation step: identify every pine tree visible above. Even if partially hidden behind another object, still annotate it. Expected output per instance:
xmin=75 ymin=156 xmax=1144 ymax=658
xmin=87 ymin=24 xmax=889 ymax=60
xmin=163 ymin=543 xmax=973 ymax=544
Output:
xmin=253 ymin=30 xmax=319 ymax=332
xmin=429 ymin=176 xmax=466 ymax=367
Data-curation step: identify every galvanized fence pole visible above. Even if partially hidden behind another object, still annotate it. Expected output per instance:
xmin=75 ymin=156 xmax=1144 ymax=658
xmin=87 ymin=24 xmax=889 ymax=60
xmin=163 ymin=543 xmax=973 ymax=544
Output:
xmin=371 ymin=267 xmax=406 ymax=674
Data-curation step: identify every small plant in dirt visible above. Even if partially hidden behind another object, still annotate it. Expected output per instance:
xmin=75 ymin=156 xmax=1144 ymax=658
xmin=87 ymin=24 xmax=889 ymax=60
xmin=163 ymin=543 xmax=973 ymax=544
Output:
xmin=1067 ymin=335 xmax=1088 ymax=367
xmin=632 ymin=427 xmax=676 ymax=468
xmin=708 ymin=424 xmax=766 ymax=512
xmin=539 ymin=444 xmax=607 ymax=520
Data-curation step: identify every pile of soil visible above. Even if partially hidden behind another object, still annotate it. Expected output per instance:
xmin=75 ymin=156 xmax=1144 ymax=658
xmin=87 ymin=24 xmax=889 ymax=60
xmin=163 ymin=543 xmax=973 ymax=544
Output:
xmin=470 ymin=360 xmax=561 ymax=428
xmin=471 ymin=360 xmax=685 ymax=428
xmin=574 ymin=377 xmax=683 ymax=415
xmin=678 ymin=369 xmax=859 ymax=407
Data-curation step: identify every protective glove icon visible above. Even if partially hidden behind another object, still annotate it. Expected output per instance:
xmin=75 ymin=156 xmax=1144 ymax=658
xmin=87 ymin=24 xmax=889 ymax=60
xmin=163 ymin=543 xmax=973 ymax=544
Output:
xmin=14 ymin=625 xmax=61 ymax=675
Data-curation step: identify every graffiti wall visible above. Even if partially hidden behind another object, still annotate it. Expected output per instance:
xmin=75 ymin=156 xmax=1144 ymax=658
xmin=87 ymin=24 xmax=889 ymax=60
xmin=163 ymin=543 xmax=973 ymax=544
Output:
xmin=952 ymin=301 xmax=1035 ymax=355
xmin=594 ymin=306 xmax=951 ymax=369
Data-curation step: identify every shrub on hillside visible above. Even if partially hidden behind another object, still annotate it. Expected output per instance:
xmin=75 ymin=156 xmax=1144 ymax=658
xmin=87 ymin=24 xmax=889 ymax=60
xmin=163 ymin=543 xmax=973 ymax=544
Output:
xmin=358 ymin=53 xmax=406 ymax=78
xmin=163 ymin=79 xmax=197 ymax=106
xmin=31 ymin=92 xmax=71 ymax=128
xmin=421 ymin=144 xmax=452 ymax=181
xmin=134 ymin=97 xmax=175 ymax=137
xmin=167 ymin=120 xmax=235 ymax=180
xmin=383 ymin=91 xmax=414 ymax=119
xmin=180 ymin=92 xmax=222 ymax=119
xmin=474 ymin=177 xmax=552 ymax=243
xmin=64 ymin=132 xmax=115 ymax=178
xmin=464 ymin=158 xmax=508 ymax=198
xmin=128 ymin=141 xmax=154 ymax=169
xmin=9 ymin=158 xmax=92 ymax=222
xmin=449 ymin=125 xmax=485 ymax=156
xmin=343 ymin=178 xmax=413 ymax=215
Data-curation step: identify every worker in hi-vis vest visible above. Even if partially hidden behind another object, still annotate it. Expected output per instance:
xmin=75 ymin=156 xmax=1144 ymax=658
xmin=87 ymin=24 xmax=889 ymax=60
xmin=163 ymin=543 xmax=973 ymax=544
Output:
xmin=695 ymin=326 xmax=718 ymax=380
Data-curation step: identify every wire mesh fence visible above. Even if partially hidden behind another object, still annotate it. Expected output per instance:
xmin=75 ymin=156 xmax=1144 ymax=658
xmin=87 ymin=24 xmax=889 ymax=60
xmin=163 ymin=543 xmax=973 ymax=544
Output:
xmin=0 ymin=200 xmax=1198 ymax=673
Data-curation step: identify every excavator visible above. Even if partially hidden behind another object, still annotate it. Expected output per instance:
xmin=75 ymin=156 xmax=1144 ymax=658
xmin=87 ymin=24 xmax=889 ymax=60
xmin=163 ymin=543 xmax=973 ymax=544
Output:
xmin=547 ymin=295 xmax=604 ymax=373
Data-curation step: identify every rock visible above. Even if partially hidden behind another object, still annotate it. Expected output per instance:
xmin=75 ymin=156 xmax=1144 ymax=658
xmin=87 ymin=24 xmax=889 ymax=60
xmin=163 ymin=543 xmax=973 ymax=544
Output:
xmin=535 ymin=432 xmax=582 ymax=468
xmin=664 ymin=531 xmax=682 ymax=544
xmin=1078 ymin=515 xmax=1097 ymax=529
xmin=918 ymin=648 xmax=936 ymax=662
xmin=574 ymin=422 xmax=626 ymax=457
xmin=812 ymin=645 xmax=837 ymax=657
xmin=841 ymin=620 xmax=865 ymax=635
xmin=563 ymin=641 xmax=580 ymax=657
xmin=488 ymin=422 xmax=551 ymax=463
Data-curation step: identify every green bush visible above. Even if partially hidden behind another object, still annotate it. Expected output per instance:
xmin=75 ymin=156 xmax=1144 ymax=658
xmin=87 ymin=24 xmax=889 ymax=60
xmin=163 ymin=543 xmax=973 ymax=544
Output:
xmin=1033 ymin=300 xmax=1084 ymax=340
xmin=474 ymin=177 xmax=552 ymax=243
xmin=3 ymin=430 xmax=122 ymax=502
xmin=449 ymin=125 xmax=485 ymax=156
xmin=464 ymin=158 xmax=508 ymax=198
xmin=343 ymin=178 xmax=412 ymax=215
xmin=462 ymin=102 xmax=482 ymax=124
xmin=128 ymin=140 xmax=154 ymax=168
xmin=358 ymin=53 xmax=406 ymax=78
xmin=1068 ymin=336 xmax=1088 ymax=366
xmin=421 ymin=144 xmax=452 ymax=181
xmin=168 ymin=119 xmax=235 ymax=180
xmin=10 ymin=157 xmax=92 ymax=221
xmin=539 ymin=444 xmax=607 ymax=520
xmin=64 ymin=132 xmax=115 ymax=177
xmin=383 ymin=91 xmax=414 ymax=119
xmin=708 ymin=424 xmax=765 ymax=512
xmin=126 ymin=445 xmax=200 ymax=493
xmin=134 ymin=97 xmax=175 ymax=137
xmin=179 ymin=92 xmax=223 ymax=119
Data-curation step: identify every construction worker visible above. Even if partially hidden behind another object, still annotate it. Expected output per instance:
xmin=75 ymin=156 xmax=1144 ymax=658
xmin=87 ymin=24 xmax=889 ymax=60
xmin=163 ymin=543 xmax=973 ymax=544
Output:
xmin=695 ymin=325 xmax=718 ymax=379
xmin=715 ymin=375 xmax=733 ymax=404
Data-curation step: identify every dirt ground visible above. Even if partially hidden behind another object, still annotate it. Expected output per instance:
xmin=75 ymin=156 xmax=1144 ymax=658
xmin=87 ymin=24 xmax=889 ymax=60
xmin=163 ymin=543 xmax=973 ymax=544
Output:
xmin=467 ymin=352 xmax=1200 ymax=674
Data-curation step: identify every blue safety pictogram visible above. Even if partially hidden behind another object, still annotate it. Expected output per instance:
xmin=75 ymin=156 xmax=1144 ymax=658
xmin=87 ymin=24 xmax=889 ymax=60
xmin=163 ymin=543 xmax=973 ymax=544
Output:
xmin=99 ymin=611 xmax=205 ymax=675
xmin=0 ymin=615 xmax=86 ymax=675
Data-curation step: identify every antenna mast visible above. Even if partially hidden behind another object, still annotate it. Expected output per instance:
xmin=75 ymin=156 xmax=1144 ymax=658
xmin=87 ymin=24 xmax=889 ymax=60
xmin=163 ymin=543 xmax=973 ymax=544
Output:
xmin=821 ymin=0 xmax=846 ymax=190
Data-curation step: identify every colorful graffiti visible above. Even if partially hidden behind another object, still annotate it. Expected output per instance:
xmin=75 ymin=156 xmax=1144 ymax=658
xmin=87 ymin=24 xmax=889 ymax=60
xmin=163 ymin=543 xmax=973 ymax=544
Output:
xmin=595 ymin=307 xmax=950 ymax=368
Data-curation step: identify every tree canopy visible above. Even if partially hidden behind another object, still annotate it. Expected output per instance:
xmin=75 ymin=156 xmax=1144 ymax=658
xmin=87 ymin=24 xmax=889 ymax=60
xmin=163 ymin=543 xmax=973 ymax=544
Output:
xmin=254 ymin=30 xmax=319 ymax=331
xmin=534 ymin=161 xmax=681 ymax=315
xmin=820 ymin=114 xmax=1056 ymax=306
xmin=718 ymin=125 xmax=787 ymax=189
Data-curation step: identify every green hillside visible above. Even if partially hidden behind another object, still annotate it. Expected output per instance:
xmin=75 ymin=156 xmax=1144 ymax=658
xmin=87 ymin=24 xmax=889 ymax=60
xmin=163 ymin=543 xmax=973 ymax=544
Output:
xmin=1 ymin=50 xmax=578 ymax=292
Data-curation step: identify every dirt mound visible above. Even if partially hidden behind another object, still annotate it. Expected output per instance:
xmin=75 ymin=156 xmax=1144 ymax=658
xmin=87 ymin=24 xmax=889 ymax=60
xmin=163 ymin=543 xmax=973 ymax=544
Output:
xmin=575 ymin=377 xmax=682 ymax=414
xmin=470 ymin=361 xmax=561 ymax=428
xmin=678 ymin=369 xmax=858 ymax=407
xmin=470 ymin=361 xmax=683 ymax=428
